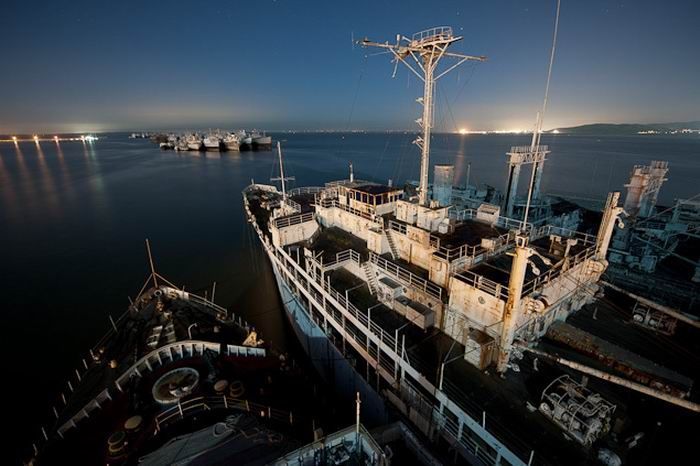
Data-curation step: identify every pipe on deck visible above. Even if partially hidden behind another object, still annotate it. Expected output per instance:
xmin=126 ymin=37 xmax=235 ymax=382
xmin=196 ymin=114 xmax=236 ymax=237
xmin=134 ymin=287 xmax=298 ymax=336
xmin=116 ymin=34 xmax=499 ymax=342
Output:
xmin=601 ymin=280 xmax=700 ymax=329
xmin=516 ymin=343 xmax=700 ymax=413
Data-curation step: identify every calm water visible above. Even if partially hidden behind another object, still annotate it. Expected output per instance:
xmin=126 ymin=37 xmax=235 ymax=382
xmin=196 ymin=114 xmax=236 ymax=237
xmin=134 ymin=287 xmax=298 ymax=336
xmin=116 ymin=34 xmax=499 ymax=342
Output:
xmin=2 ymin=132 xmax=699 ymax=459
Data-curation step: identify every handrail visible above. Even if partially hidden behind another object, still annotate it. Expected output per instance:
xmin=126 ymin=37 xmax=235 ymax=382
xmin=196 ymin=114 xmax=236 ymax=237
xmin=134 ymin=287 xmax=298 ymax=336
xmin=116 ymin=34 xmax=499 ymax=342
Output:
xmin=318 ymin=198 xmax=383 ymax=227
xmin=288 ymin=186 xmax=324 ymax=196
xmin=531 ymin=224 xmax=596 ymax=245
xmin=508 ymin=145 xmax=549 ymax=154
xmin=273 ymin=211 xmax=315 ymax=228
xmin=369 ymin=252 xmax=442 ymax=300
xmin=455 ymin=270 xmax=508 ymax=301
xmin=521 ymin=244 xmax=597 ymax=296
xmin=320 ymin=249 xmax=362 ymax=270
xmin=411 ymin=26 xmax=453 ymax=43
xmin=155 ymin=395 xmax=293 ymax=431
xmin=284 ymin=197 xmax=302 ymax=213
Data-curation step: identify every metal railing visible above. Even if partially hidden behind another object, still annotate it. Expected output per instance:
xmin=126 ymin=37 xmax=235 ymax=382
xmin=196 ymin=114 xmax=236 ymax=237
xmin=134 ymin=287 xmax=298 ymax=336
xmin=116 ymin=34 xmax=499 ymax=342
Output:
xmin=318 ymin=197 xmax=383 ymax=226
xmin=388 ymin=219 xmax=407 ymax=235
xmin=288 ymin=186 xmax=324 ymax=196
xmin=369 ymin=252 xmax=443 ymax=301
xmin=449 ymin=208 xmax=476 ymax=221
xmin=531 ymin=224 xmax=596 ymax=245
xmin=284 ymin=197 xmax=302 ymax=213
xmin=273 ymin=211 xmax=315 ymax=228
xmin=521 ymin=244 xmax=597 ymax=297
xmin=455 ymin=270 xmax=508 ymax=301
xmin=320 ymin=249 xmax=362 ymax=270
xmin=155 ymin=395 xmax=294 ymax=432
xmin=411 ymin=26 xmax=453 ymax=44
xmin=508 ymin=145 xmax=549 ymax=154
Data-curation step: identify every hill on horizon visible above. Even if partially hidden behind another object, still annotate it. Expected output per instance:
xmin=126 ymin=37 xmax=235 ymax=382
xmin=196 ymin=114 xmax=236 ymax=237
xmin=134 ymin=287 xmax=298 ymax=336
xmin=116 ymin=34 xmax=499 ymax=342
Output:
xmin=551 ymin=121 xmax=700 ymax=135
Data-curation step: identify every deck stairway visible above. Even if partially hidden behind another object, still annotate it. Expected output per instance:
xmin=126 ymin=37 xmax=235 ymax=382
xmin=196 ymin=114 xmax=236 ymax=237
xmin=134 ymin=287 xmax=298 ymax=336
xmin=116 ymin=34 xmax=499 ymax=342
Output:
xmin=362 ymin=262 xmax=379 ymax=295
xmin=385 ymin=229 xmax=399 ymax=260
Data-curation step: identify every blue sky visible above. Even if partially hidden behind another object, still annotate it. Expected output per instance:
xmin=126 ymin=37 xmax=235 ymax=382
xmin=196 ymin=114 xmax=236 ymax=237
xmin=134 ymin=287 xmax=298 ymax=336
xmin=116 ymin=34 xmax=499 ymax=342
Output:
xmin=1 ymin=0 xmax=698 ymax=133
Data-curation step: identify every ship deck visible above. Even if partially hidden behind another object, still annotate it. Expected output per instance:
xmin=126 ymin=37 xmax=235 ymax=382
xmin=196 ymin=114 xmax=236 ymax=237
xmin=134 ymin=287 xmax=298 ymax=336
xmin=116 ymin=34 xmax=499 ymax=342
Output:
xmin=245 ymin=185 xmax=699 ymax=465
xmin=325 ymin=268 xmax=591 ymax=465
xmin=462 ymin=236 xmax=591 ymax=287
xmin=39 ymin=281 xmax=356 ymax=465
xmin=327 ymin=262 xmax=699 ymax=465
xmin=434 ymin=220 xmax=507 ymax=249
xmin=53 ymin=290 xmax=249 ymax=429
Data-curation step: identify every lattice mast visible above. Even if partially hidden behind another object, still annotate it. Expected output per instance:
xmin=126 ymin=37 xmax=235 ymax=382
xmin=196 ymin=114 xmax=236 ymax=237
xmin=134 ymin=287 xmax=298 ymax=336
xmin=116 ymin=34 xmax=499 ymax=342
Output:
xmin=359 ymin=27 xmax=486 ymax=206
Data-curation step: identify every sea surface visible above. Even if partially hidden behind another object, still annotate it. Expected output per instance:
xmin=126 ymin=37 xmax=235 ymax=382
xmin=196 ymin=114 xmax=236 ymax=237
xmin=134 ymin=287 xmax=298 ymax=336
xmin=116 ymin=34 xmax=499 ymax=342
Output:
xmin=2 ymin=132 xmax=699 ymax=461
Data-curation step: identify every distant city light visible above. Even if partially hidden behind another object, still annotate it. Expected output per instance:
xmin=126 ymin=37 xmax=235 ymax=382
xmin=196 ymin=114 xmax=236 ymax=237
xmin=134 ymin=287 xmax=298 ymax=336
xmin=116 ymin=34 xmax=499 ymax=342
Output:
xmin=552 ymin=129 xmax=560 ymax=134
xmin=12 ymin=136 xmax=17 ymax=141
xmin=458 ymin=128 xmax=468 ymax=135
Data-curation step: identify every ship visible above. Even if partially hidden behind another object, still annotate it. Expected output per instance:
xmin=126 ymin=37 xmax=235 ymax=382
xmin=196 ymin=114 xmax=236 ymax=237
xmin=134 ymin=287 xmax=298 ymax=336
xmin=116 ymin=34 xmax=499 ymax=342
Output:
xmin=26 ymin=242 xmax=423 ymax=465
xmin=239 ymin=131 xmax=253 ymax=151
xmin=203 ymin=131 xmax=223 ymax=151
xmin=243 ymin=26 xmax=699 ymax=466
xmin=252 ymin=130 xmax=273 ymax=149
xmin=223 ymin=131 xmax=241 ymax=151
xmin=186 ymin=133 xmax=204 ymax=151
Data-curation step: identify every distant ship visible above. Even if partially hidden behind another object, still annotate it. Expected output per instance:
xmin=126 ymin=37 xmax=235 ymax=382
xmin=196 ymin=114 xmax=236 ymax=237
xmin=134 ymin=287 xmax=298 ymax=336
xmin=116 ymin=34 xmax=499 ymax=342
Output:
xmin=223 ymin=132 xmax=240 ymax=151
xmin=252 ymin=131 xmax=272 ymax=148
xmin=203 ymin=132 xmax=223 ymax=151
xmin=186 ymin=133 xmax=204 ymax=151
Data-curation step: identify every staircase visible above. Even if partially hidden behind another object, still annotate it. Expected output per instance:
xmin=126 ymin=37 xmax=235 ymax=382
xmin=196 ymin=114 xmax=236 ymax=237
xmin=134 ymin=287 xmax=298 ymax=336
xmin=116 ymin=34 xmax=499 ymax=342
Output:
xmin=385 ymin=229 xmax=400 ymax=260
xmin=362 ymin=262 xmax=379 ymax=295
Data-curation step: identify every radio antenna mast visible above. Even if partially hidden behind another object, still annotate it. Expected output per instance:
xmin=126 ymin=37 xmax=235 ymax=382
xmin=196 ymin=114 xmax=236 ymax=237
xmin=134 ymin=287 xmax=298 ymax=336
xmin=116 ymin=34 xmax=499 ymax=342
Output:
xmin=271 ymin=141 xmax=295 ymax=202
xmin=359 ymin=27 xmax=486 ymax=206
xmin=522 ymin=0 xmax=561 ymax=228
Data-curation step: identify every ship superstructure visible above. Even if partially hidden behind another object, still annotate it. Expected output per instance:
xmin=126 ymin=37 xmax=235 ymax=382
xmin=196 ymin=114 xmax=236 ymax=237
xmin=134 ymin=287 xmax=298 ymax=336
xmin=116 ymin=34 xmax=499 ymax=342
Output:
xmin=244 ymin=25 xmax=699 ymax=466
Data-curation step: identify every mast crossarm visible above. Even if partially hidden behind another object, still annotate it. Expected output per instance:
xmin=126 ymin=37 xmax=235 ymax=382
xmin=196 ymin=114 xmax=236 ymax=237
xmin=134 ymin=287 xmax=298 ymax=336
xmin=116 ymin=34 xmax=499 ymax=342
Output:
xmin=388 ymin=49 xmax=425 ymax=81
xmin=359 ymin=39 xmax=486 ymax=62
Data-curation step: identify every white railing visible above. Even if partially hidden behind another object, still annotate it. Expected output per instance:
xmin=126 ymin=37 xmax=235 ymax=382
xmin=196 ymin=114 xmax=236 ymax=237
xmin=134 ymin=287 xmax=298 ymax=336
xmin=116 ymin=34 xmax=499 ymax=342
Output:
xmin=273 ymin=211 xmax=315 ymax=228
xmin=319 ymin=198 xmax=384 ymax=227
xmin=531 ymin=224 xmax=596 ymax=245
xmin=320 ymin=249 xmax=362 ymax=270
xmin=284 ymin=197 xmax=302 ymax=213
xmin=449 ymin=208 xmax=476 ymax=221
xmin=411 ymin=26 xmax=453 ymax=44
xmin=288 ymin=186 xmax=324 ymax=196
xmin=369 ymin=252 xmax=443 ymax=301
xmin=273 ymin=424 xmax=387 ymax=466
xmin=521 ymin=244 xmax=597 ymax=296
xmin=508 ymin=145 xmax=549 ymax=154
xmin=455 ymin=270 xmax=508 ymax=301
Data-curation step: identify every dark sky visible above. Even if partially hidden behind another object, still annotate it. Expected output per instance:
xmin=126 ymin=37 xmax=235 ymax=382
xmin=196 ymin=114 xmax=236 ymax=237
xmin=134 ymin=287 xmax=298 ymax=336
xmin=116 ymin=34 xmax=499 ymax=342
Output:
xmin=1 ymin=0 xmax=698 ymax=133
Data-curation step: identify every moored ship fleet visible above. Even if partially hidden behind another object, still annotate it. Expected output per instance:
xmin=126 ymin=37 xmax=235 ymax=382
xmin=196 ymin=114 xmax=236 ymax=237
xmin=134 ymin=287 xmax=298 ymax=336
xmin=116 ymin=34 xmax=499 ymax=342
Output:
xmin=153 ymin=129 xmax=273 ymax=152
